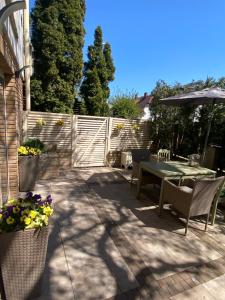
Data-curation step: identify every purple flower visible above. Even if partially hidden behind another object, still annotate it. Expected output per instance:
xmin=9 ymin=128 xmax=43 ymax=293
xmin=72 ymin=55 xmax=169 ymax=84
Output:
xmin=19 ymin=207 xmax=25 ymax=215
xmin=7 ymin=206 xmax=14 ymax=214
xmin=47 ymin=195 xmax=52 ymax=204
xmin=4 ymin=211 xmax=9 ymax=218
xmin=33 ymin=194 xmax=41 ymax=200
xmin=26 ymin=192 xmax=33 ymax=198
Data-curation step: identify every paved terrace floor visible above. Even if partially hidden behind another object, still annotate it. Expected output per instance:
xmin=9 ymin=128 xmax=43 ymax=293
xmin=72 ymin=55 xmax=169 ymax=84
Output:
xmin=35 ymin=167 xmax=225 ymax=300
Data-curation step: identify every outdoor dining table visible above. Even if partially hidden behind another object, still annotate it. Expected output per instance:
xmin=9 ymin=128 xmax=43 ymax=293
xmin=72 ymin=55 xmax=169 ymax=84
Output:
xmin=137 ymin=160 xmax=218 ymax=224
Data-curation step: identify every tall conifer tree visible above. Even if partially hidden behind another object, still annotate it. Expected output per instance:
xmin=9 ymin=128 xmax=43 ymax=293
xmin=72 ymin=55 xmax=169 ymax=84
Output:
xmin=80 ymin=26 xmax=115 ymax=116
xmin=31 ymin=0 xmax=85 ymax=113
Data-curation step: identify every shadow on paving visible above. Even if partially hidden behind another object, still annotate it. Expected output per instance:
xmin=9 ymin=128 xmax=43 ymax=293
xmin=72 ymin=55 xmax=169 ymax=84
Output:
xmin=31 ymin=168 xmax=225 ymax=300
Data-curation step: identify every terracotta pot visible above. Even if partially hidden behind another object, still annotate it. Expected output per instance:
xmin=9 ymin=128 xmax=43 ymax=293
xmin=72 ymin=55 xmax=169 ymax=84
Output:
xmin=0 ymin=227 xmax=49 ymax=300
xmin=19 ymin=156 xmax=40 ymax=192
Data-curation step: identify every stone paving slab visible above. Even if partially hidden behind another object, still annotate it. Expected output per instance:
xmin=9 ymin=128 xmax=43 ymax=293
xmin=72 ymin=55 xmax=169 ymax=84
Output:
xmin=33 ymin=167 xmax=225 ymax=300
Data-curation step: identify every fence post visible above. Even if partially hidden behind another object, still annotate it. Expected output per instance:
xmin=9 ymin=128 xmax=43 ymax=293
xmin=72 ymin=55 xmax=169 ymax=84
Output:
xmin=105 ymin=117 xmax=112 ymax=166
xmin=71 ymin=114 xmax=77 ymax=167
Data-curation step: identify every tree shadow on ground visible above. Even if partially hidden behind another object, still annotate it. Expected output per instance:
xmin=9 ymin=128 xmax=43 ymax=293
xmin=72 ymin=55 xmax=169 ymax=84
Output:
xmin=29 ymin=168 xmax=225 ymax=300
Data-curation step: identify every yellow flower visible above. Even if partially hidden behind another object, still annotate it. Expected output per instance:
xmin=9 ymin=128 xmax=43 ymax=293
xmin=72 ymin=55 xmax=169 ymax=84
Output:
xmin=7 ymin=199 xmax=18 ymax=206
xmin=13 ymin=206 xmax=20 ymax=214
xmin=43 ymin=215 xmax=49 ymax=226
xmin=6 ymin=217 xmax=15 ymax=225
xmin=20 ymin=216 xmax=26 ymax=222
xmin=24 ymin=217 xmax=31 ymax=225
xmin=43 ymin=206 xmax=53 ymax=217
xmin=29 ymin=210 xmax=37 ymax=219
xmin=0 ymin=214 xmax=3 ymax=220
xmin=18 ymin=146 xmax=29 ymax=156
xmin=21 ymin=209 xmax=30 ymax=216
xmin=28 ymin=147 xmax=41 ymax=156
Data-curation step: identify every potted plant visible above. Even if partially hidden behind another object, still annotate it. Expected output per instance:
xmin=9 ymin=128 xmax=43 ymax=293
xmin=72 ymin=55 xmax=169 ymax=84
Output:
xmin=114 ymin=123 xmax=125 ymax=135
xmin=18 ymin=139 xmax=45 ymax=192
xmin=36 ymin=118 xmax=47 ymax=127
xmin=55 ymin=119 xmax=65 ymax=127
xmin=0 ymin=192 xmax=53 ymax=300
xmin=132 ymin=123 xmax=140 ymax=134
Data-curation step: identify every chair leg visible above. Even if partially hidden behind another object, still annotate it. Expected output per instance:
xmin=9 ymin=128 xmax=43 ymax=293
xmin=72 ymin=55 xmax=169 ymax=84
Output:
xmin=130 ymin=175 xmax=133 ymax=185
xmin=205 ymin=214 xmax=209 ymax=231
xmin=185 ymin=217 xmax=190 ymax=236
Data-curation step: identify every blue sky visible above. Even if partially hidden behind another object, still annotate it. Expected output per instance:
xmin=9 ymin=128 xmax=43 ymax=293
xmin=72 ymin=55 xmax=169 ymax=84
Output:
xmin=30 ymin=0 xmax=225 ymax=96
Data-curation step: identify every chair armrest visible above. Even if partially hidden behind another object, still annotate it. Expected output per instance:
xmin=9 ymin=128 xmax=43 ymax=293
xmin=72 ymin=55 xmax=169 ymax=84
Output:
xmin=163 ymin=180 xmax=193 ymax=216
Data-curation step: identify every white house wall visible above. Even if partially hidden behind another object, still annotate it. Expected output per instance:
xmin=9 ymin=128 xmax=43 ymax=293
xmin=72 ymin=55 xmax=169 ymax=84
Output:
xmin=1 ymin=0 xmax=24 ymax=68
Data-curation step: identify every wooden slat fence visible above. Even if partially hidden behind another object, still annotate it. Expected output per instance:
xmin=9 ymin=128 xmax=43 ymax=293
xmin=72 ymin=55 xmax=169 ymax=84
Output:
xmin=23 ymin=112 xmax=150 ymax=168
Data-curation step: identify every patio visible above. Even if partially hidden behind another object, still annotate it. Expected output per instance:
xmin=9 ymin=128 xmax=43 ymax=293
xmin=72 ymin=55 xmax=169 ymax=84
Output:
xmin=35 ymin=167 xmax=225 ymax=300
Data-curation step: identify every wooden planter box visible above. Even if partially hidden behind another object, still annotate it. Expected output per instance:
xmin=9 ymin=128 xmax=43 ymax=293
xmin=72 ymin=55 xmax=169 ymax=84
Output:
xmin=19 ymin=156 xmax=40 ymax=192
xmin=0 ymin=227 xmax=49 ymax=300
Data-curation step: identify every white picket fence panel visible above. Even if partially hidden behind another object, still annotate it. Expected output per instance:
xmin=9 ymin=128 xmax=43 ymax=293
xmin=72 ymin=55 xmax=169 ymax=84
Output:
xmin=23 ymin=112 xmax=150 ymax=167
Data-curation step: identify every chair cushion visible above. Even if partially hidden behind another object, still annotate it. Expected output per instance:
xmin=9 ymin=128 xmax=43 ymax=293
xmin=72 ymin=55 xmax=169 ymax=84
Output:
xmin=178 ymin=186 xmax=193 ymax=194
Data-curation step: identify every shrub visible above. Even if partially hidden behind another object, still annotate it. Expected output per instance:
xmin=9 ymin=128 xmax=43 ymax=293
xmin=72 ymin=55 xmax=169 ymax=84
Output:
xmin=23 ymin=138 xmax=45 ymax=152
xmin=111 ymin=93 xmax=140 ymax=119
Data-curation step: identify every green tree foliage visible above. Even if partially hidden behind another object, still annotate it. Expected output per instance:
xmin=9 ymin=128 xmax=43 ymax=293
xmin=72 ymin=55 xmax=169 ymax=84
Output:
xmin=111 ymin=93 xmax=141 ymax=119
xmin=31 ymin=0 xmax=85 ymax=113
xmin=80 ymin=26 xmax=115 ymax=116
xmin=150 ymin=77 xmax=225 ymax=157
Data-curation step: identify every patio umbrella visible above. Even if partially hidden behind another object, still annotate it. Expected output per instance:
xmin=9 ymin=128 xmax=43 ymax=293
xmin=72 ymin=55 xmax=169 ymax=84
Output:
xmin=160 ymin=87 xmax=225 ymax=163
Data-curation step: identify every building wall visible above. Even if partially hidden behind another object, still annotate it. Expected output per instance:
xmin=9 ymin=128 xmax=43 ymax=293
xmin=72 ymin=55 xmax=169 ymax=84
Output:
xmin=0 ymin=0 xmax=24 ymax=69
xmin=0 ymin=1 xmax=25 ymax=201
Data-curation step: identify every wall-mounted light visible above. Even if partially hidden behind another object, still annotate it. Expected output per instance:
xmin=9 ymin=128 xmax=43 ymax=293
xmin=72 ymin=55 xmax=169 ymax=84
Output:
xmin=15 ymin=65 xmax=30 ymax=78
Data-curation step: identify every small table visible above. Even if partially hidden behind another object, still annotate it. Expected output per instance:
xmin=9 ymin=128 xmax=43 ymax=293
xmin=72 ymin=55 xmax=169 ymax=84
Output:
xmin=137 ymin=161 xmax=217 ymax=223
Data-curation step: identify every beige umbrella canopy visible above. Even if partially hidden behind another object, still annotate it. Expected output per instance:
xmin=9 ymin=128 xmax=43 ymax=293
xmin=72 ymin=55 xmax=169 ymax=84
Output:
xmin=160 ymin=87 xmax=225 ymax=162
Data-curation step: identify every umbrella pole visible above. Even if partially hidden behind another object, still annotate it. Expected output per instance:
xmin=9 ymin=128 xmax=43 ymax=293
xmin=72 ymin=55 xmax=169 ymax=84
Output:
xmin=201 ymin=100 xmax=215 ymax=164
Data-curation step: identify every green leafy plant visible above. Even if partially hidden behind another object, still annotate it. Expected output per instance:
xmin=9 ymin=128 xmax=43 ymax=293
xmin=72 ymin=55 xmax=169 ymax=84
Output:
xmin=0 ymin=192 xmax=53 ymax=233
xmin=111 ymin=93 xmax=140 ymax=119
xmin=18 ymin=139 xmax=45 ymax=156
xmin=23 ymin=138 xmax=45 ymax=152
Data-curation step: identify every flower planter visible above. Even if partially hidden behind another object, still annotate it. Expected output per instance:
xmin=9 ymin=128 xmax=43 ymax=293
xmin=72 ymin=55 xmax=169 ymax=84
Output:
xmin=19 ymin=156 xmax=40 ymax=192
xmin=0 ymin=227 xmax=49 ymax=300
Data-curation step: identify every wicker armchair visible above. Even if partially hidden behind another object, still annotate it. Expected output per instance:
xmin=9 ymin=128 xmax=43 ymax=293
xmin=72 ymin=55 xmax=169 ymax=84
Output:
xmin=157 ymin=149 xmax=170 ymax=162
xmin=131 ymin=149 xmax=151 ymax=183
xmin=162 ymin=176 xmax=225 ymax=235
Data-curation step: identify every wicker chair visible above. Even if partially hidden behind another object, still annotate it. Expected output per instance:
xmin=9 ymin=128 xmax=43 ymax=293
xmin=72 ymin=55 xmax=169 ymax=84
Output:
xmin=131 ymin=149 xmax=151 ymax=183
xmin=157 ymin=149 xmax=170 ymax=162
xmin=162 ymin=176 xmax=225 ymax=235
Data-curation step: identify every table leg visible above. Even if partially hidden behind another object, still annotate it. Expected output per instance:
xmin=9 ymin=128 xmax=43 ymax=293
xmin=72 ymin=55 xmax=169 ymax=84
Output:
xmin=136 ymin=166 xmax=142 ymax=198
xmin=159 ymin=178 xmax=165 ymax=216
xmin=211 ymin=198 xmax=218 ymax=225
